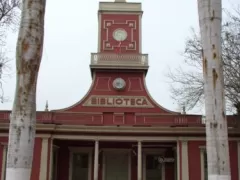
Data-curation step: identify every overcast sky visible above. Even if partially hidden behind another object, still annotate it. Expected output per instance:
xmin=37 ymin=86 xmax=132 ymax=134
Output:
xmin=1 ymin=0 xmax=239 ymax=114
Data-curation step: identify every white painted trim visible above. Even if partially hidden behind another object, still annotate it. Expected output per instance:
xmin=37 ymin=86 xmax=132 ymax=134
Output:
xmin=99 ymin=9 xmax=142 ymax=14
xmin=1 ymin=145 xmax=7 ymax=180
xmin=52 ymin=135 xmax=240 ymax=142
xmin=98 ymin=13 xmax=101 ymax=52
xmin=0 ymin=134 xmax=239 ymax=143
xmin=143 ymin=150 xmax=166 ymax=180
xmin=181 ymin=141 xmax=189 ymax=180
xmin=138 ymin=14 xmax=142 ymax=53
xmin=200 ymin=148 xmax=205 ymax=180
xmin=238 ymin=142 xmax=240 ymax=180
xmin=93 ymin=141 xmax=99 ymax=180
xmin=48 ymin=139 xmax=53 ymax=180
xmin=162 ymin=163 xmax=165 ymax=180
xmin=39 ymin=138 xmax=49 ymax=180
xmin=68 ymin=147 xmax=93 ymax=180
xmin=177 ymin=141 xmax=180 ymax=180
xmin=54 ymin=135 xmax=176 ymax=141
xmin=137 ymin=141 xmax=142 ymax=180
xmin=52 ymin=126 xmax=210 ymax=134
xmin=102 ymin=148 xmax=131 ymax=180
xmin=99 ymin=2 xmax=142 ymax=12
xmin=0 ymin=134 xmax=239 ymax=142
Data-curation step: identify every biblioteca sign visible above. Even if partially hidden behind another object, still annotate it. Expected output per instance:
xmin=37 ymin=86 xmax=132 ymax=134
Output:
xmin=83 ymin=95 xmax=154 ymax=108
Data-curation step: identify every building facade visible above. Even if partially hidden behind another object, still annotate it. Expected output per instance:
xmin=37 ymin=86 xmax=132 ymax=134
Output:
xmin=0 ymin=0 xmax=240 ymax=180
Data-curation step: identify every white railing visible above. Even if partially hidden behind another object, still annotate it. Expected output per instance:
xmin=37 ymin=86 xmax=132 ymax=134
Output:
xmin=91 ymin=53 xmax=148 ymax=67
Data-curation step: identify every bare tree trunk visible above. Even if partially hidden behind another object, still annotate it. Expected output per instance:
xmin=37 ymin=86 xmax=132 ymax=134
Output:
xmin=197 ymin=0 xmax=231 ymax=179
xmin=6 ymin=0 xmax=46 ymax=180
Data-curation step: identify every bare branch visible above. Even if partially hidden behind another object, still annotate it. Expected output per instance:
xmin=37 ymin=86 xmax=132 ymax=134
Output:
xmin=166 ymin=9 xmax=240 ymax=114
xmin=0 ymin=0 xmax=20 ymax=102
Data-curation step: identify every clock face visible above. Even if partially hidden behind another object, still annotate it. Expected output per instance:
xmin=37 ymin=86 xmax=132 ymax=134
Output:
xmin=113 ymin=78 xmax=126 ymax=90
xmin=113 ymin=28 xmax=127 ymax=41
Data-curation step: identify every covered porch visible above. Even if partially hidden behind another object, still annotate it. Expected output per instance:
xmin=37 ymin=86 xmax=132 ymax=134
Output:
xmin=47 ymin=136 xmax=189 ymax=180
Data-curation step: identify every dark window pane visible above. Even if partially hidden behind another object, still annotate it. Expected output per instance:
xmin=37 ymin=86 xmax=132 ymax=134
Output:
xmin=72 ymin=153 xmax=89 ymax=180
xmin=146 ymin=155 xmax=162 ymax=180
xmin=52 ymin=148 xmax=58 ymax=180
xmin=146 ymin=155 xmax=159 ymax=170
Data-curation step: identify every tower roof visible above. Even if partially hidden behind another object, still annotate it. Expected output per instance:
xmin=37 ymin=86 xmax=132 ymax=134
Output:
xmin=99 ymin=1 xmax=142 ymax=12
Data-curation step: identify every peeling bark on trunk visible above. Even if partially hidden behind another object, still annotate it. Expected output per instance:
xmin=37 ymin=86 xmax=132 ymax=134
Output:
xmin=6 ymin=0 xmax=46 ymax=180
xmin=197 ymin=0 xmax=231 ymax=179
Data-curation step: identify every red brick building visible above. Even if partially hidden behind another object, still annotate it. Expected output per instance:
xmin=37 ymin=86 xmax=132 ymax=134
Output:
xmin=0 ymin=0 xmax=239 ymax=180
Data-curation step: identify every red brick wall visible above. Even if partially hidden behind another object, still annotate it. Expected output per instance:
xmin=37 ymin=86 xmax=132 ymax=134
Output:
xmin=188 ymin=140 xmax=238 ymax=180
xmin=31 ymin=138 xmax=42 ymax=180
xmin=0 ymin=137 xmax=42 ymax=180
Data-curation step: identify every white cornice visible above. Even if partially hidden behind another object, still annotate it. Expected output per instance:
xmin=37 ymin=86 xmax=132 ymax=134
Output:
xmin=0 ymin=123 xmax=239 ymax=135
xmin=99 ymin=2 xmax=142 ymax=12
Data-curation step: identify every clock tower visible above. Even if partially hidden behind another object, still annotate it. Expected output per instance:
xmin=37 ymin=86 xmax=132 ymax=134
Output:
xmin=90 ymin=0 xmax=148 ymax=74
xmin=60 ymin=0 xmax=173 ymax=114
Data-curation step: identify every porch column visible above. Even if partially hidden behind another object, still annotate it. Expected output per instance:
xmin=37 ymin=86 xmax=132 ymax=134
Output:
xmin=137 ymin=141 xmax=142 ymax=180
xmin=39 ymin=138 xmax=49 ymax=180
xmin=94 ymin=140 xmax=99 ymax=180
xmin=48 ymin=138 xmax=53 ymax=180
xmin=176 ymin=141 xmax=180 ymax=180
xmin=178 ymin=140 xmax=189 ymax=180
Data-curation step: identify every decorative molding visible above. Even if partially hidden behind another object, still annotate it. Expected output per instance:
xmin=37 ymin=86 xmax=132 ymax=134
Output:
xmin=94 ymin=77 xmax=111 ymax=91
xmin=128 ymin=77 xmax=143 ymax=91
xmin=113 ymin=113 xmax=125 ymax=125
xmin=51 ymin=135 xmax=226 ymax=142
xmin=102 ymin=19 xmax=137 ymax=51
xmin=99 ymin=2 xmax=142 ymax=12
xmin=90 ymin=53 xmax=148 ymax=69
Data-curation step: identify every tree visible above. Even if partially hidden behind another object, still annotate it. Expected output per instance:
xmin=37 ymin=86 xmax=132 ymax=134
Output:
xmin=5 ymin=0 xmax=46 ymax=180
xmin=197 ymin=0 xmax=230 ymax=179
xmin=0 ymin=0 xmax=21 ymax=102
xmin=167 ymin=8 xmax=240 ymax=114
xmin=0 ymin=50 xmax=11 ymax=103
